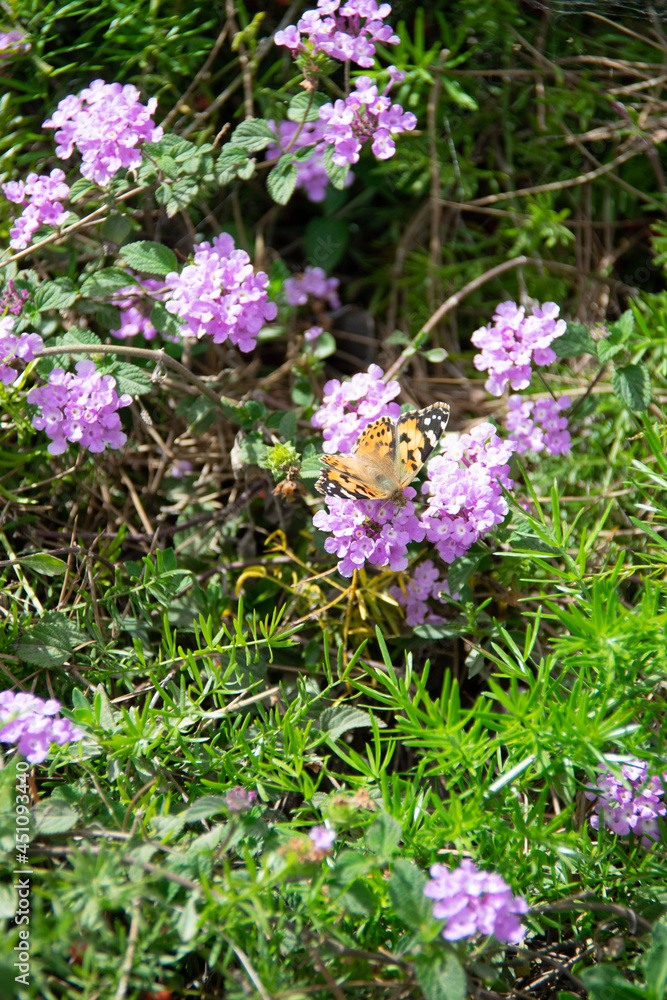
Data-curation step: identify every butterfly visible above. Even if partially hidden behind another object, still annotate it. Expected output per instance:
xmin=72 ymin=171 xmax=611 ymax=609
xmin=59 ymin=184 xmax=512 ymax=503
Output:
xmin=315 ymin=401 xmax=451 ymax=507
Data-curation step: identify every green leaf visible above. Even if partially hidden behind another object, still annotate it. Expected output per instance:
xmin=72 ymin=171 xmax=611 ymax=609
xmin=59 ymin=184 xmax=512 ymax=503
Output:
xmin=150 ymin=301 xmax=183 ymax=339
xmin=33 ymin=277 xmax=79 ymax=312
xmin=183 ymin=796 xmax=228 ymax=822
xmin=177 ymin=892 xmax=199 ymax=942
xmin=156 ymin=177 xmax=200 ymax=217
xmin=231 ymin=118 xmax=276 ymax=151
xmin=364 ymin=813 xmax=402 ymax=858
xmin=341 ymin=881 xmax=376 ymax=916
xmin=15 ymin=618 xmax=86 ymax=668
xmin=121 ymin=241 xmax=177 ymax=276
xmin=645 ymin=916 xmax=667 ymax=999
xmin=17 ymin=554 xmax=67 ymax=577
xmin=423 ymin=348 xmax=447 ymax=363
xmin=580 ymin=965 xmax=646 ymax=1000
xmin=320 ymin=706 xmax=384 ymax=741
xmin=100 ymin=215 xmax=132 ymax=245
xmin=238 ymin=431 xmax=269 ymax=468
xmin=612 ymin=308 xmax=635 ymax=340
xmin=68 ymin=177 xmax=97 ymax=202
xmin=552 ymin=322 xmax=598 ymax=358
xmin=304 ymin=217 xmax=349 ymax=271
xmin=215 ymin=144 xmax=255 ymax=184
xmin=279 ymin=410 xmax=297 ymax=440
xmin=104 ymin=362 xmax=152 ymax=396
xmin=613 ymin=363 xmax=651 ymax=412
xmin=331 ymin=849 xmax=376 ymax=885
xmin=300 ymin=451 xmax=322 ymax=480
xmin=34 ymin=800 xmax=80 ymax=835
xmin=287 ymin=93 xmax=330 ymax=123
xmin=267 ymin=156 xmax=298 ymax=205
xmin=596 ymin=328 xmax=625 ymax=363
xmin=415 ymin=952 xmax=467 ymax=1000
xmin=323 ymin=144 xmax=351 ymax=190
xmin=448 ymin=551 xmax=484 ymax=594
xmin=311 ymin=331 xmax=336 ymax=359
xmin=388 ymin=859 xmax=433 ymax=930
xmin=80 ymin=267 xmax=135 ymax=298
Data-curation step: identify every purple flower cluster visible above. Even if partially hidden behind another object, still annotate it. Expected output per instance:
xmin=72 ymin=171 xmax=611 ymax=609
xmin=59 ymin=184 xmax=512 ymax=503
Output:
xmin=318 ymin=73 xmax=416 ymax=166
xmin=164 ymin=233 xmax=277 ymax=353
xmin=0 ymin=317 xmax=43 ymax=385
xmin=506 ymin=394 xmax=572 ymax=456
xmin=27 ymin=359 xmax=132 ymax=455
xmin=421 ymin=423 xmax=514 ymax=564
xmin=2 ymin=169 xmax=70 ymax=250
xmin=267 ymin=119 xmax=353 ymax=202
xmin=309 ymin=825 xmax=336 ymax=851
xmin=275 ymin=0 xmax=400 ymax=68
xmin=284 ymin=266 xmax=340 ymax=308
xmin=0 ymin=30 xmax=30 ymax=61
xmin=471 ymin=301 xmax=566 ymax=397
xmin=311 ymin=363 xmax=400 ymax=454
xmin=390 ymin=559 xmax=449 ymax=626
xmin=0 ymin=278 xmax=29 ymax=315
xmin=0 ymin=691 xmax=83 ymax=764
xmin=313 ymin=495 xmax=423 ymax=576
xmin=224 ymin=786 xmax=257 ymax=813
xmin=43 ymin=79 xmax=163 ymax=186
xmin=424 ymin=859 xmax=528 ymax=944
xmin=586 ymin=757 xmax=667 ymax=847
xmin=110 ymin=276 xmax=165 ymax=340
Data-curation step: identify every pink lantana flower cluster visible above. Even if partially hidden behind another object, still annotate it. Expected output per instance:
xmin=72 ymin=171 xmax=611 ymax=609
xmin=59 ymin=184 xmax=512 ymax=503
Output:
xmin=506 ymin=394 xmax=572 ymax=456
xmin=110 ymin=276 xmax=166 ymax=341
xmin=284 ymin=266 xmax=340 ymax=308
xmin=424 ymin=859 xmax=529 ymax=944
xmin=421 ymin=424 xmax=514 ymax=564
xmin=318 ymin=72 xmax=416 ymax=166
xmin=586 ymin=757 xmax=667 ymax=847
xmin=390 ymin=559 xmax=450 ymax=626
xmin=267 ymin=120 xmax=353 ymax=202
xmin=471 ymin=301 xmax=566 ymax=396
xmin=0 ymin=691 xmax=83 ymax=764
xmin=27 ymin=360 xmax=132 ymax=455
xmin=2 ymin=169 xmax=70 ymax=250
xmin=311 ymin=363 xmax=401 ymax=454
xmin=164 ymin=234 xmax=277 ymax=353
xmin=0 ymin=30 xmax=30 ymax=61
xmin=275 ymin=0 xmax=400 ymax=68
xmin=0 ymin=317 xmax=43 ymax=385
xmin=313 ymin=495 xmax=424 ymax=576
xmin=43 ymin=79 xmax=163 ymax=186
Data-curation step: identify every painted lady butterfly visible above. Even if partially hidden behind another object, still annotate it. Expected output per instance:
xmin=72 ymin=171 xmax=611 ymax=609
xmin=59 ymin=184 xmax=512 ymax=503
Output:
xmin=315 ymin=401 xmax=451 ymax=506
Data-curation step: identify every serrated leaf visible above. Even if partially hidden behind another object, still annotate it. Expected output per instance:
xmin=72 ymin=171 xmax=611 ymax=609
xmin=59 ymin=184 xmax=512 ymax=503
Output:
xmin=100 ymin=214 xmax=132 ymax=245
xmin=34 ymin=800 xmax=80 ymax=835
xmin=238 ymin=432 xmax=269 ymax=468
xmin=68 ymin=177 xmax=96 ymax=202
xmin=447 ymin=552 xmax=484 ymax=594
xmin=552 ymin=322 xmax=597 ymax=358
xmin=33 ymin=278 xmax=79 ymax=312
xmin=215 ymin=144 xmax=255 ymax=184
xmin=612 ymin=309 xmax=635 ymax=340
xmin=148 ymin=301 xmax=182 ymax=339
xmin=415 ymin=952 xmax=467 ymax=1000
xmin=323 ymin=144 xmax=351 ymax=190
xmin=80 ymin=268 xmax=135 ymax=298
xmin=613 ymin=364 xmax=651 ymax=412
xmin=183 ymin=796 xmax=228 ymax=822
xmin=320 ymin=705 xmax=383 ymax=741
xmin=596 ymin=334 xmax=625 ymax=363
xmin=300 ymin=452 xmax=322 ymax=480
xmin=231 ymin=118 xmax=276 ymax=151
xmin=364 ymin=813 xmax=402 ymax=858
xmin=389 ymin=859 xmax=432 ymax=930
xmin=267 ymin=156 xmax=298 ymax=205
xmin=55 ymin=326 xmax=102 ymax=348
xmin=15 ymin=619 xmax=86 ymax=668
xmin=156 ymin=177 xmax=200 ymax=217
xmin=121 ymin=241 xmax=178 ymax=276
xmin=287 ymin=93 xmax=330 ymax=123
xmin=341 ymin=881 xmax=376 ymax=916
xmin=17 ymin=554 xmax=67 ymax=577
xmin=104 ymin=362 xmax=152 ymax=396
xmin=331 ymin=849 xmax=375 ymax=884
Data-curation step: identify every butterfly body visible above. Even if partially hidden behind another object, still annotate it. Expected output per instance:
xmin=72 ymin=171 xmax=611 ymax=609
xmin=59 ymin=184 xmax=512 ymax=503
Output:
xmin=315 ymin=401 xmax=450 ymax=506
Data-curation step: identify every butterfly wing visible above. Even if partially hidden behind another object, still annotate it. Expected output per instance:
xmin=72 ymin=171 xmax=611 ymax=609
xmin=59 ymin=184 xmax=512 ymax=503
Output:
xmin=315 ymin=454 xmax=385 ymax=500
xmin=396 ymin=402 xmax=451 ymax=487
